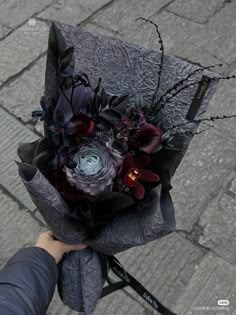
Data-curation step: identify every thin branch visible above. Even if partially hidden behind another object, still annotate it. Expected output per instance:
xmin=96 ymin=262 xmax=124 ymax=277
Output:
xmin=154 ymin=74 xmax=235 ymax=116
xmin=135 ymin=17 xmax=164 ymax=103
xmin=166 ymin=114 xmax=236 ymax=131
xmin=156 ymin=63 xmax=223 ymax=106
xmin=173 ymin=125 xmax=212 ymax=137
xmin=164 ymin=144 xmax=185 ymax=152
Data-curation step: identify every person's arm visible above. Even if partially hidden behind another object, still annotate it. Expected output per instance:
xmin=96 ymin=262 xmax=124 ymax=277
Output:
xmin=0 ymin=231 xmax=86 ymax=315
xmin=0 ymin=246 xmax=57 ymax=315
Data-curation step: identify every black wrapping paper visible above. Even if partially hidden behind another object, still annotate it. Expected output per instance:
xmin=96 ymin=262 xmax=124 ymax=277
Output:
xmin=17 ymin=21 xmax=217 ymax=314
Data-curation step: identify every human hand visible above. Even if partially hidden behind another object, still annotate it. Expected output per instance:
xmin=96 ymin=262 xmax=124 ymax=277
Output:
xmin=35 ymin=231 xmax=87 ymax=264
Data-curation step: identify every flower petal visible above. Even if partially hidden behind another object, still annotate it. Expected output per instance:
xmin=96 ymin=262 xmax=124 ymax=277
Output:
xmin=137 ymin=124 xmax=162 ymax=154
xmin=119 ymin=153 xmax=134 ymax=177
xmin=133 ymin=182 xmax=145 ymax=200
xmin=133 ymin=155 xmax=150 ymax=169
xmin=140 ymin=169 xmax=160 ymax=182
xmin=64 ymin=141 xmax=117 ymax=196
xmin=87 ymin=120 xmax=95 ymax=134
xmin=72 ymin=84 xmax=94 ymax=115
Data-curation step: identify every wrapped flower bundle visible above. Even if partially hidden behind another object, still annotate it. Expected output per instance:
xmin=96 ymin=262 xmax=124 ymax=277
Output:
xmin=17 ymin=19 xmax=235 ymax=315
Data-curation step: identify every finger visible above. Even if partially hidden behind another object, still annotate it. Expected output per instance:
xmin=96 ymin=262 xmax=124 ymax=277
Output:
xmin=43 ymin=230 xmax=54 ymax=239
xmin=62 ymin=243 xmax=88 ymax=252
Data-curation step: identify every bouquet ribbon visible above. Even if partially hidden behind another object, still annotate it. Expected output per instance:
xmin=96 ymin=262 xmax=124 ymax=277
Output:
xmin=103 ymin=255 xmax=176 ymax=315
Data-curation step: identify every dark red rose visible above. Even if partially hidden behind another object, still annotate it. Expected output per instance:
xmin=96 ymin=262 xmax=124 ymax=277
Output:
xmin=119 ymin=153 xmax=160 ymax=199
xmin=133 ymin=124 xmax=162 ymax=154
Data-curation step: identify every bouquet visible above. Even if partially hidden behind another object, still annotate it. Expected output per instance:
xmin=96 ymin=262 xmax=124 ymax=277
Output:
xmin=17 ymin=19 xmax=235 ymax=315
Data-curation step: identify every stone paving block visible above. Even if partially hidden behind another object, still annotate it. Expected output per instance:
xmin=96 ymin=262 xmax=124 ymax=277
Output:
xmin=195 ymin=0 xmax=236 ymax=64
xmin=0 ymin=107 xmax=38 ymax=210
xmin=171 ymin=68 xmax=236 ymax=232
xmin=82 ymin=23 xmax=123 ymax=39
xmin=0 ymin=56 xmax=46 ymax=124
xmin=171 ymin=126 xmax=236 ymax=232
xmin=229 ymin=174 xmax=236 ymax=196
xmin=0 ymin=24 xmax=11 ymax=40
xmin=42 ymin=232 xmax=204 ymax=315
xmin=175 ymin=253 xmax=236 ymax=315
xmin=199 ymin=191 xmax=236 ymax=265
xmin=0 ymin=20 xmax=49 ymax=86
xmin=0 ymin=188 xmax=75 ymax=315
xmin=47 ymin=291 xmax=78 ymax=315
xmin=90 ymin=0 xmax=172 ymax=35
xmin=123 ymin=11 xmax=223 ymax=68
xmin=38 ymin=0 xmax=111 ymax=25
xmin=33 ymin=208 xmax=47 ymax=227
xmin=167 ymin=0 xmax=225 ymax=24
xmin=198 ymin=172 xmax=236 ymax=227
xmin=0 ymin=0 xmax=53 ymax=39
xmin=94 ymin=233 xmax=205 ymax=314
xmin=0 ymin=188 xmax=43 ymax=268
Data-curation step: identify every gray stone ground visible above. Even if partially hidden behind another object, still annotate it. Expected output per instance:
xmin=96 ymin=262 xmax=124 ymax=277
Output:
xmin=0 ymin=0 xmax=236 ymax=314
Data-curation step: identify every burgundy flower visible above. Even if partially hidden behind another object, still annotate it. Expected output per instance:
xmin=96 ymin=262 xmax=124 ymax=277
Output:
xmin=119 ymin=153 xmax=160 ymax=199
xmin=131 ymin=123 xmax=162 ymax=154
xmin=65 ymin=113 xmax=95 ymax=137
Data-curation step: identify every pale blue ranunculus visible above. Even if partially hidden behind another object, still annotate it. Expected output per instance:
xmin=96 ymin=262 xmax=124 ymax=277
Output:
xmin=65 ymin=142 xmax=117 ymax=195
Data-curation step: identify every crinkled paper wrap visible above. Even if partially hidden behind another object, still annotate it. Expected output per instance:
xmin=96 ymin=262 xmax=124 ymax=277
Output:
xmin=18 ymin=21 xmax=217 ymax=314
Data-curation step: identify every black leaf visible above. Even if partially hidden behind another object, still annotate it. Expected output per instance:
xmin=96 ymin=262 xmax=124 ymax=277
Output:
xmin=108 ymin=108 xmax=123 ymax=118
xmin=109 ymin=95 xmax=118 ymax=105
xmin=94 ymin=78 xmax=102 ymax=94
xmin=99 ymin=110 xmax=121 ymax=126
xmin=59 ymin=46 xmax=75 ymax=75
xmin=110 ymin=94 xmax=129 ymax=108
xmin=32 ymin=110 xmax=44 ymax=119
xmin=90 ymin=95 xmax=100 ymax=116
xmin=49 ymin=23 xmax=67 ymax=59
xmin=80 ymin=72 xmax=90 ymax=85
xmin=40 ymin=96 xmax=47 ymax=111
xmin=61 ymin=76 xmax=73 ymax=89
xmin=101 ymin=88 xmax=108 ymax=109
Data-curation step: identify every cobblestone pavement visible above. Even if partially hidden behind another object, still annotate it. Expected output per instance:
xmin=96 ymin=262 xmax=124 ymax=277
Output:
xmin=0 ymin=0 xmax=236 ymax=314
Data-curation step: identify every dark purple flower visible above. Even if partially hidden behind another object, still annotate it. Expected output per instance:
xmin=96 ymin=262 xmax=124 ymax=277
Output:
xmin=53 ymin=85 xmax=95 ymax=126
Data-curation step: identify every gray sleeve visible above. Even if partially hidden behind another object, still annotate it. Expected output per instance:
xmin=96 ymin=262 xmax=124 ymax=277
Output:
xmin=0 ymin=247 xmax=58 ymax=315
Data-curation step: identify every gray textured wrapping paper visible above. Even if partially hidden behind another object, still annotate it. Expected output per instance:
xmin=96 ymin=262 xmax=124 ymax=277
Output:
xmin=17 ymin=21 xmax=218 ymax=314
